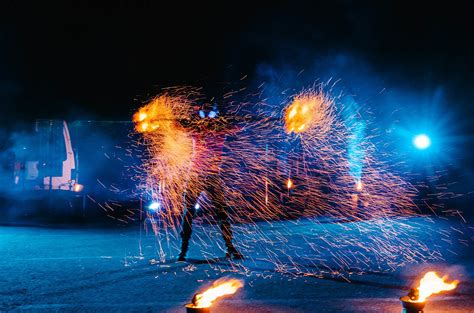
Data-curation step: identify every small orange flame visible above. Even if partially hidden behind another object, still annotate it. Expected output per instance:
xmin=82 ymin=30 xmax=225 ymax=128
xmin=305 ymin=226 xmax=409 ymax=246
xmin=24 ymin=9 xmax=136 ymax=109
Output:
xmin=192 ymin=278 xmax=244 ymax=308
xmin=415 ymin=271 xmax=459 ymax=302
xmin=287 ymin=178 xmax=293 ymax=189
xmin=72 ymin=184 xmax=84 ymax=192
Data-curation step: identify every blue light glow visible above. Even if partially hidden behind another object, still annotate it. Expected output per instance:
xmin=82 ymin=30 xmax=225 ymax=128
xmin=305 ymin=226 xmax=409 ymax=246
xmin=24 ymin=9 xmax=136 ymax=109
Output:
xmin=413 ymin=134 xmax=431 ymax=150
xmin=148 ymin=201 xmax=161 ymax=211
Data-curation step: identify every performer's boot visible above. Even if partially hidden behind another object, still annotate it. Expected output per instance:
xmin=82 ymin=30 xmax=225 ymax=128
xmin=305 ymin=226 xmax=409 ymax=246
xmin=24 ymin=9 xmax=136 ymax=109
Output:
xmin=220 ymin=217 xmax=244 ymax=260
xmin=226 ymin=245 xmax=244 ymax=260
xmin=178 ymin=237 xmax=189 ymax=262
xmin=213 ymin=184 xmax=243 ymax=260
xmin=178 ymin=207 xmax=195 ymax=262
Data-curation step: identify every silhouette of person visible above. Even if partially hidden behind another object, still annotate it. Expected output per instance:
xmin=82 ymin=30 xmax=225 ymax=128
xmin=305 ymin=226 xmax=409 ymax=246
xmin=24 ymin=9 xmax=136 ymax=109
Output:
xmin=178 ymin=103 xmax=243 ymax=261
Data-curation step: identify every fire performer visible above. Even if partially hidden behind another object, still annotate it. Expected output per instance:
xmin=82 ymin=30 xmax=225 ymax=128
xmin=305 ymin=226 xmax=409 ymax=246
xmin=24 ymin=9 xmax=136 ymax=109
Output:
xmin=178 ymin=103 xmax=243 ymax=261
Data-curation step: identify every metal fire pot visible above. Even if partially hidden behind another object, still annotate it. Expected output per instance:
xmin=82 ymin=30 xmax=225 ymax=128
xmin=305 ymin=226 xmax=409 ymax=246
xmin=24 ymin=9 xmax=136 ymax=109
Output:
xmin=185 ymin=304 xmax=211 ymax=313
xmin=185 ymin=295 xmax=211 ymax=313
xmin=400 ymin=296 xmax=425 ymax=313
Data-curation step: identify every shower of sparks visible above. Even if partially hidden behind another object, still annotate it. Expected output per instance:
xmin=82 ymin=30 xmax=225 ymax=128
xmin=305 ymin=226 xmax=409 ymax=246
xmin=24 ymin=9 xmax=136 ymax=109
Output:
xmin=133 ymin=92 xmax=195 ymax=233
xmin=123 ymin=84 xmax=455 ymax=277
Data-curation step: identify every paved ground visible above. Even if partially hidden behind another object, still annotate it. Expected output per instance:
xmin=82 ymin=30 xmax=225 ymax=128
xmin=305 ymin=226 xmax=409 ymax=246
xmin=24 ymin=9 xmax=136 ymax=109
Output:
xmin=0 ymin=217 xmax=473 ymax=312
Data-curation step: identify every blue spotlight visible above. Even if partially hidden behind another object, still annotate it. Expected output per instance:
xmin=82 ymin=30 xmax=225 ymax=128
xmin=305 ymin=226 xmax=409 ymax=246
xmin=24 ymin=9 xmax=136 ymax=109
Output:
xmin=194 ymin=203 xmax=200 ymax=210
xmin=413 ymin=134 xmax=431 ymax=150
xmin=148 ymin=201 xmax=161 ymax=211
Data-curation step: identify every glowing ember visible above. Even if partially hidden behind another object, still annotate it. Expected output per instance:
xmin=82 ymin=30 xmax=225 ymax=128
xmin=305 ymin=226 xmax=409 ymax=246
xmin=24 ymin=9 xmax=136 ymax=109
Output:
xmin=415 ymin=271 xmax=459 ymax=302
xmin=191 ymin=279 xmax=244 ymax=308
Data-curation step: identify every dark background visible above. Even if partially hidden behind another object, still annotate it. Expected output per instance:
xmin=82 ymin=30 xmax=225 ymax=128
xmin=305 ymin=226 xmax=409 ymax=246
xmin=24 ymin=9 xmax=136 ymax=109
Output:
xmin=1 ymin=1 xmax=473 ymax=204
xmin=0 ymin=1 xmax=473 ymax=124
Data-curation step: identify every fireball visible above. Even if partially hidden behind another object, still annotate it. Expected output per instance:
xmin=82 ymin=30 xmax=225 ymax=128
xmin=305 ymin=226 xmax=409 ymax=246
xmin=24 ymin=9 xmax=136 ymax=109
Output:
xmin=284 ymin=89 xmax=334 ymax=134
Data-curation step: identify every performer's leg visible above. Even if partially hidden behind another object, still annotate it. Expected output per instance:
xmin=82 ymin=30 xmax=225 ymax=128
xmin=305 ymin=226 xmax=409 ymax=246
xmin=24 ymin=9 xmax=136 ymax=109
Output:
xmin=216 ymin=205 xmax=233 ymax=250
xmin=179 ymin=189 xmax=199 ymax=261
xmin=209 ymin=176 xmax=243 ymax=259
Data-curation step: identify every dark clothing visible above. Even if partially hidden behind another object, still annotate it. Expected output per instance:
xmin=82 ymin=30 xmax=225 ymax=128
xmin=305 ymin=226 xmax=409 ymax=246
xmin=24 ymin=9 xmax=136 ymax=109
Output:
xmin=179 ymin=174 xmax=234 ymax=256
xmin=179 ymin=119 xmax=239 ymax=257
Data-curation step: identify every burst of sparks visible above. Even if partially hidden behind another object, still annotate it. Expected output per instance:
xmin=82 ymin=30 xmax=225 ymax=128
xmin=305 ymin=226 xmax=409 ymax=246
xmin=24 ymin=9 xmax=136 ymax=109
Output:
xmin=125 ymin=84 xmax=453 ymax=277
xmin=284 ymin=89 xmax=334 ymax=135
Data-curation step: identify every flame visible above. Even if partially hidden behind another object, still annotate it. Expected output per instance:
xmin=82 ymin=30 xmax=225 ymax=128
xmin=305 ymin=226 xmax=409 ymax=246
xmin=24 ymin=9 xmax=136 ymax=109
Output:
xmin=284 ymin=90 xmax=333 ymax=134
xmin=133 ymin=95 xmax=185 ymax=133
xmin=415 ymin=271 xmax=459 ymax=302
xmin=287 ymin=178 xmax=293 ymax=189
xmin=137 ymin=112 xmax=147 ymax=122
xmin=356 ymin=180 xmax=363 ymax=192
xmin=192 ymin=279 xmax=244 ymax=308
xmin=72 ymin=184 xmax=84 ymax=192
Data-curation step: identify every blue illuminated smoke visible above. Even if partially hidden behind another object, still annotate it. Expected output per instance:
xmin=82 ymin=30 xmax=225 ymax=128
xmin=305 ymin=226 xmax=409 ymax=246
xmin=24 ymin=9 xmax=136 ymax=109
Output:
xmin=342 ymin=95 xmax=365 ymax=183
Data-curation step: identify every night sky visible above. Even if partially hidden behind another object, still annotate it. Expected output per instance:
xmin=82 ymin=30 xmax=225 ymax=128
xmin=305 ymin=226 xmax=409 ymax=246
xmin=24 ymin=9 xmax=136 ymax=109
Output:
xmin=1 ymin=1 xmax=473 ymax=128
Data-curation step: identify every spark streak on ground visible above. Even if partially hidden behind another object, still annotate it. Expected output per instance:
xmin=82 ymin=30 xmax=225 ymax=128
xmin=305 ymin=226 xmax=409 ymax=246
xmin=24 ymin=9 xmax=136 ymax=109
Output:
xmin=130 ymin=85 xmax=449 ymax=277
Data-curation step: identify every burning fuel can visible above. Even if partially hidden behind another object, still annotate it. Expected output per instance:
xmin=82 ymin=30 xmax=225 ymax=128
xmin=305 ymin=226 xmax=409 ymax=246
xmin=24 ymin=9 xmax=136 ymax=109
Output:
xmin=184 ymin=278 xmax=243 ymax=313
xmin=400 ymin=272 xmax=459 ymax=313
xmin=400 ymin=295 xmax=425 ymax=313
xmin=185 ymin=294 xmax=211 ymax=313
xmin=185 ymin=303 xmax=211 ymax=313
